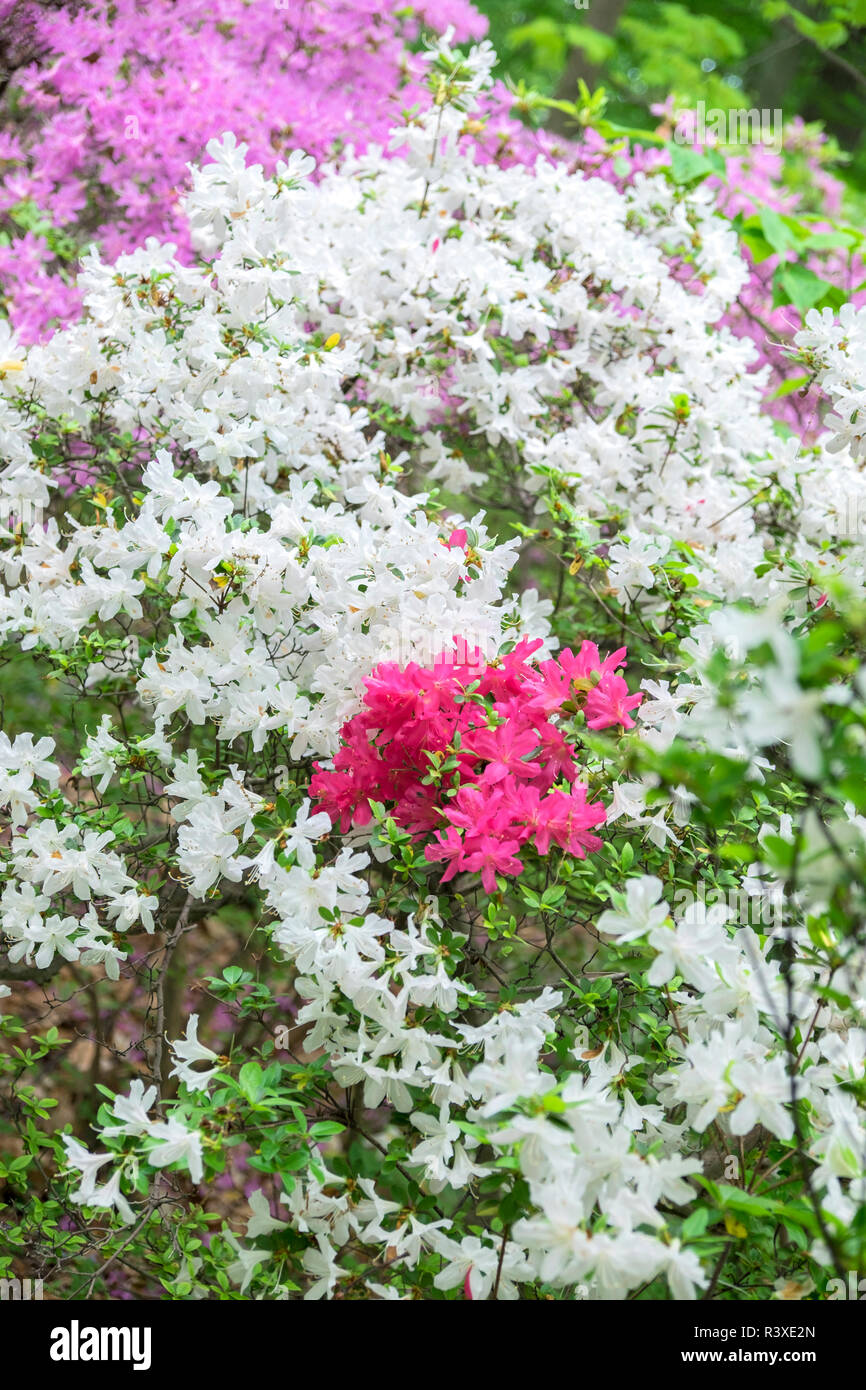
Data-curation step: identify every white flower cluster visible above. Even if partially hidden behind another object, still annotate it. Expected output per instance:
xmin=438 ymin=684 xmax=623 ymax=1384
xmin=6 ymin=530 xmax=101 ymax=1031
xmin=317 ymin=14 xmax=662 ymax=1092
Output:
xmin=0 ymin=731 xmax=58 ymax=828
xmin=63 ymin=1076 xmax=204 ymax=1226
xmin=796 ymin=304 xmax=866 ymax=460
xmin=1 ymin=453 xmax=538 ymax=759
xmin=173 ymin=83 xmax=866 ymax=612
xmin=2 ymin=822 xmax=157 ymax=977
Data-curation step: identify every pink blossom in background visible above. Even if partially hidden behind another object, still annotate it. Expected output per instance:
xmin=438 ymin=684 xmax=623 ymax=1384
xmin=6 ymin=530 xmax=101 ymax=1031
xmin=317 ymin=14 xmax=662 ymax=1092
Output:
xmin=0 ymin=0 xmax=492 ymax=339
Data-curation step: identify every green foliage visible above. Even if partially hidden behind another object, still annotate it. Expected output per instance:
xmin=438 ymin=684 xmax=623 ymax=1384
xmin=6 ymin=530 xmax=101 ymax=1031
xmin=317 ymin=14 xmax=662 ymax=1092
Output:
xmin=477 ymin=0 xmax=866 ymax=192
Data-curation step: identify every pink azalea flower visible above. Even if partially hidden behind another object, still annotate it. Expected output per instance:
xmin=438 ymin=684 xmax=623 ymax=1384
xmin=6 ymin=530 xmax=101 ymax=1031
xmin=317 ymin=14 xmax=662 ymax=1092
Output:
xmin=312 ymin=637 xmax=636 ymax=891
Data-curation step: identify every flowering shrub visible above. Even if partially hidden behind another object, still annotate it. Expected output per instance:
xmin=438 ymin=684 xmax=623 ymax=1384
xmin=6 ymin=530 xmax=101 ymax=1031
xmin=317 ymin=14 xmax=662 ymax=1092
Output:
xmin=1 ymin=0 xmax=862 ymax=448
xmin=0 ymin=0 xmax=516 ymax=340
xmin=158 ymin=59 xmax=866 ymax=630
xmin=0 ymin=34 xmax=865 ymax=1305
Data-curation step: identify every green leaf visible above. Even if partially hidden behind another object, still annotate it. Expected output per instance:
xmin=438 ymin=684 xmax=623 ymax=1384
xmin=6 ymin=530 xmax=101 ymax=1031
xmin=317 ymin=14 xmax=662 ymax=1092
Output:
xmin=718 ymin=842 xmax=757 ymax=865
xmin=669 ymin=145 xmax=713 ymax=185
xmin=279 ymin=1150 xmax=311 ymax=1174
xmin=238 ymin=1062 xmax=264 ymax=1103
xmin=769 ymin=375 xmax=809 ymax=400
xmin=758 ymin=207 xmax=796 ymax=258
xmin=309 ymin=1121 xmax=346 ymax=1139
xmin=773 ymin=263 xmax=845 ymax=313
xmin=800 ymin=230 xmax=858 ymax=253
xmin=716 ymin=1184 xmax=789 ymax=1217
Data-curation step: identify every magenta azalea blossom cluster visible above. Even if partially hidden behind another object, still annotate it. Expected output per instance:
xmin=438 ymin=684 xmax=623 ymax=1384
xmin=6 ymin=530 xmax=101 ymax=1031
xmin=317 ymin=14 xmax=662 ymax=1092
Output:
xmin=311 ymin=636 xmax=641 ymax=893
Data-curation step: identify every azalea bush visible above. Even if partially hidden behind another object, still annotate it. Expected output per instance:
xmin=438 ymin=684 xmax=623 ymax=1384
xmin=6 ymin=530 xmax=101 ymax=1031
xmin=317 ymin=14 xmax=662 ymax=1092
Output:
xmin=1 ymin=35 xmax=866 ymax=1303
xmin=0 ymin=0 xmax=513 ymax=340
xmin=2 ymin=0 xmax=863 ymax=435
